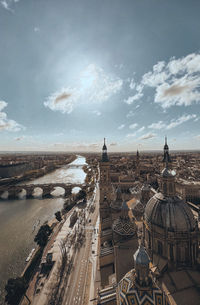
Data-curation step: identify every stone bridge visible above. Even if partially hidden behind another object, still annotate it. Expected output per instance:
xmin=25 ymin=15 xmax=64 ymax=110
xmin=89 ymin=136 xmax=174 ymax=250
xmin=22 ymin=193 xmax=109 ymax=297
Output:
xmin=0 ymin=183 xmax=85 ymax=200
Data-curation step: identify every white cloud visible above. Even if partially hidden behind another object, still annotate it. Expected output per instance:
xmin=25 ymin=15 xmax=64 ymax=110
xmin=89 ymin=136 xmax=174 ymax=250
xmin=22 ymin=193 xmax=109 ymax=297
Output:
xmin=14 ymin=136 xmax=25 ymax=141
xmin=44 ymin=64 xmax=123 ymax=114
xmin=137 ymin=126 xmax=145 ymax=132
xmin=0 ymin=100 xmax=24 ymax=132
xmin=148 ymin=114 xmax=197 ymax=130
xmin=129 ymin=78 xmax=136 ymax=90
xmin=34 ymin=27 xmax=40 ymax=32
xmin=124 ymin=95 xmax=139 ymax=105
xmin=133 ymin=52 xmax=200 ymax=108
xmin=148 ymin=120 xmax=166 ymax=129
xmin=129 ymin=123 xmax=138 ymax=129
xmin=118 ymin=124 xmax=125 ymax=130
xmin=126 ymin=110 xmax=135 ymax=118
xmin=126 ymin=132 xmax=136 ymax=138
xmin=126 ymin=125 xmax=145 ymax=138
xmin=166 ymin=114 xmax=196 ymax=130
xmin=154 ymin=75 xmax=200 ymax=108
xmin=139 ymin=133 xmax=156 ymax=140
xmin=44 ymin=88 xmax=80 ymax=114
xmin=92 ymin=110 xmax=101 ymax=116
xmin=0 ymin=0 xmax=11 ymax=11
xmin=0 ymin=0 xmax=20 ymax=11
xmin=124 ymin=83 xmax=144 ymax=104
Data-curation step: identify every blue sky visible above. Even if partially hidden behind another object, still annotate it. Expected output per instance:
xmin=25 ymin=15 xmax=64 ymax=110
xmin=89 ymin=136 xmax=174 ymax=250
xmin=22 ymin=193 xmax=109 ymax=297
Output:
xmin=0 ymin=0 xmax=200 ymax=151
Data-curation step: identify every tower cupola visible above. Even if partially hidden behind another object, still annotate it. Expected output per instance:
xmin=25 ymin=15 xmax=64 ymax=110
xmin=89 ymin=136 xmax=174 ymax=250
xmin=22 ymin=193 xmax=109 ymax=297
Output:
xmin=134 ymin=240 xmax=151 ymax=286
xmin=101 ymin=138 xmax=109 ymax=162
xmin=163 ymin=136 xmax=171 ymax=164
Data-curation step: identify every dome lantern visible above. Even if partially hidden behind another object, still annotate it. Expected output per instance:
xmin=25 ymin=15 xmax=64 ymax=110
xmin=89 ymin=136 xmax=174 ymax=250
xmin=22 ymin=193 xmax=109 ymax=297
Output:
xmin=134 ymin=239 xmax=151 ymax=286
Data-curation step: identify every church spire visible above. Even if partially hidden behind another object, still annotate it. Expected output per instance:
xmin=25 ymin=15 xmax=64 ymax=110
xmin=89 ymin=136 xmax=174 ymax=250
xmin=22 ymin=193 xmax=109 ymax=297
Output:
xmin=163 ymin=136 xmax=171 ymax=167
xmin=101 ymin=138 xmax=109 ymax=162
xmin=161 ymin=137 xmax=176 ymax=197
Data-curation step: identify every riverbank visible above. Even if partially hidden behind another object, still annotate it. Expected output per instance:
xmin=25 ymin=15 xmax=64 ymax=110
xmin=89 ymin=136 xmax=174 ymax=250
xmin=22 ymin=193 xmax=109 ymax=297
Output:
xmin=18 ymin=159 xmax=96 ymax=305
xmin=0 ymin=155 xmax=76 ymax=187
xmin=0 ymin=155 xmax=86 ymax=305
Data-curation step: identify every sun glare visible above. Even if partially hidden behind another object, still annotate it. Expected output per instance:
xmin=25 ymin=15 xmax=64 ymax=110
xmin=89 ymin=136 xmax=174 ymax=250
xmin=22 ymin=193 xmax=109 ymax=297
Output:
xmin=80 ymin=64 xmax=98 ymax=90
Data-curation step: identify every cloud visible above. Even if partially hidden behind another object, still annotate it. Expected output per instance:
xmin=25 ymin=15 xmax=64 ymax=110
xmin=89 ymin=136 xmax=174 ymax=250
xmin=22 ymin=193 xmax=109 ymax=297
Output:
xmin=118 ymin=124 xmax=125 ymax=130
xmin=129 ymin=78 xmax=136 ymax=90
xmin=45 ymin=64 xmax=123 ymax=114
xmin=126 ymin=132 xmax=136 ymax=138
xmin=139 ymin=133 xmax=156 ymax=140
xmin=148 ymin=114 xmax=197 ymax=130
xmin=129 ymin=52 xmax=200 ymax=108
xmin=137 ymin=126 xmax=145 ymax=132
xmin=126 ymin=110 xmax=135 ymax=118
xmin=129 ymin=123 xmax=138 ymax=129
xmin=0 ymin=0 xmax=12 ymax=11
xmin=166 ymin=114 xmax=196 ymax=129
xmin=92 ymin=110 xmax=101 ymax=116
xmin=110 ymin=142 xmax=117 ymax=146
xmin=154 ymin=76 xmax=200 ymax=108
xmin=124 ymin=82 xmax=144 ymax=104
xmin=14 ymin=136 xmax=25 ymax=141
xmin=0 ymin=0 xmax=20 ymax=12
xmin=34 ymin=27 xmax=40 ymax=32
xmin=126 ymin=126 xmax=145 ymax=137
xmin=44 ymin=88 xmax=80 ymax=114
xmin=148 ymin=120 xmax=166 ymax=129
xmin=0 ymin=100 xmax=24 ymax=132
xmin=124 ymin=94 xmax=140 ymax=104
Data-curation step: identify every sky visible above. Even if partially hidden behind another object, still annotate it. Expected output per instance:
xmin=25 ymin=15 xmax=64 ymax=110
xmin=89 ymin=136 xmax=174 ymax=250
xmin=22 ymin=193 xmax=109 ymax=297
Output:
xmin=0 ymin=0 xmax=200 ymax=152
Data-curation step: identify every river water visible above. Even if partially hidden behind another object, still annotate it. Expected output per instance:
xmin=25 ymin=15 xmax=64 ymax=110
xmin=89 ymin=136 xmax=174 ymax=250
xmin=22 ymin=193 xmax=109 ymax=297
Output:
xmin=0 ymin=155 xmax=86 ymax=303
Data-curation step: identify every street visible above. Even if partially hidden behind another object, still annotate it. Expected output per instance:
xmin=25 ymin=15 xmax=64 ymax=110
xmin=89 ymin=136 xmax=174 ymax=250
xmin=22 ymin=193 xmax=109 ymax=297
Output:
xmin=62 ymin=187 xmax=99 ymax=305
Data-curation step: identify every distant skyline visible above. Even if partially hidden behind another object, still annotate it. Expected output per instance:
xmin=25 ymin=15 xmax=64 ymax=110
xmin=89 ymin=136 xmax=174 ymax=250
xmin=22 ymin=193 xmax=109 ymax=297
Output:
xmin=0 ymin=0 xmax=200 ymax=151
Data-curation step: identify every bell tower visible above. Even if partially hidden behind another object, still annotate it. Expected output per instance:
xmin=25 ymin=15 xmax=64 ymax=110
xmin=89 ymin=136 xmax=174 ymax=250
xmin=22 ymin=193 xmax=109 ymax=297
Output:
xmin=99 ymin=138 xmax=112 ymax=221
xmin=160 ymin=138 xmax=176 ymax=197
xmin=136 ymin=149 xmax=140 ymax=178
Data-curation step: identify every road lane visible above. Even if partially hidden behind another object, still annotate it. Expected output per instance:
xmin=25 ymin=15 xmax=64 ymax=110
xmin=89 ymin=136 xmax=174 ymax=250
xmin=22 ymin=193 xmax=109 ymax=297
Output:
xmin=63 ymin=187 xmax=99 ymax=305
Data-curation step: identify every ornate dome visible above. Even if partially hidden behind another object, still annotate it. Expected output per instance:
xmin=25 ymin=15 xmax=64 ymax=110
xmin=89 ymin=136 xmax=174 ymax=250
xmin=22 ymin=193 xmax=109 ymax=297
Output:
xmin=117 ymin=269 xmax=166 ymax=305
xmin=113 ymin=200 xmax=137 ymax=237
xmin=112 ymin=217 xmax=136 ymax=237
xmin=145 ymin=192 xmax=196 ymax=232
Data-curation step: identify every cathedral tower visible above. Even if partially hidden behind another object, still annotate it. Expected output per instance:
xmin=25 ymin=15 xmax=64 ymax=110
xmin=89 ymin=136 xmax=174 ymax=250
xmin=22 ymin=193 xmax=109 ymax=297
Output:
xmin=99 ymin=138 xmax=112 ymax=221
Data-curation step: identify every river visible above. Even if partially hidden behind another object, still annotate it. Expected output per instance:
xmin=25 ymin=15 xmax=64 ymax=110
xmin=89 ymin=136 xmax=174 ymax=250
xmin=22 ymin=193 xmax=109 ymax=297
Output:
xmin=0 ymin=155 xmax=86 ymax=304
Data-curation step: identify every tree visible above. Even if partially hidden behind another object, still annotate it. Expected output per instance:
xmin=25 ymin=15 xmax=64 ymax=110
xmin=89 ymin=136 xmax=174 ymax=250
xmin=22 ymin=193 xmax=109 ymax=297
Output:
xmin=76 ymin=189 xmax=87 ymax=201
xmin=5 ymin=277 xmax=28 ymax=305
xmin=55 ymin=211 xmax=62 ymax=222
xmin=34 ymin=224 xmax=52 ymax=247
